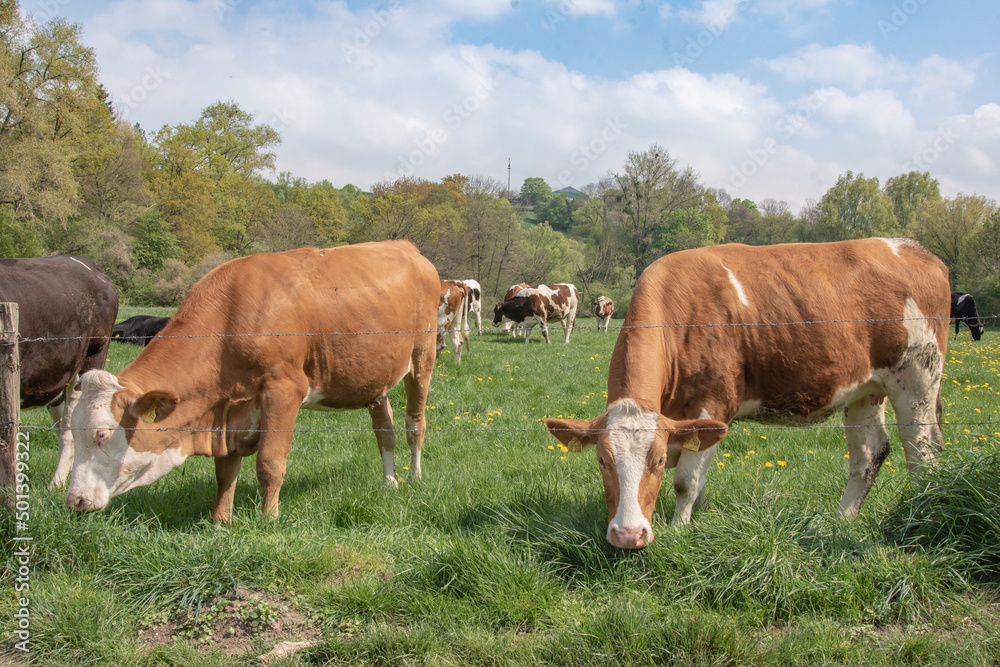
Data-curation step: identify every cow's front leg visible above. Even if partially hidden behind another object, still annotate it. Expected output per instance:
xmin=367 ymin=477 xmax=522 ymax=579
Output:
xmin=368 ymin=396 xmax=398 ymax=486
xmin=540 ymin=319 xmax=552 ymax=344
xmin=671 ymin=444 xmax=718 ymax=524
xmin=49 ymin=381 xmax=81 ymax=488
xmin=212 ymin=450 xmax=242 ymax=524
xmin=256 ymin=376 xmax=306 ymax=519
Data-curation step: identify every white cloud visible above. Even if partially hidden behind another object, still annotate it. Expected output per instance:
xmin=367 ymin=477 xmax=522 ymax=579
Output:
xmin=543 ymin=0 xmax=618 ymax=19
xmin=71 ymin=2 xmax=999 ymax=212
xmin=678 ymin=0 xmax=744 ymax=30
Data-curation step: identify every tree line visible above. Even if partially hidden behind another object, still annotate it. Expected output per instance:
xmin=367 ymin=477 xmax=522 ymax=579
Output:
xmin=2 ymin=1 xmax=997 ymax=318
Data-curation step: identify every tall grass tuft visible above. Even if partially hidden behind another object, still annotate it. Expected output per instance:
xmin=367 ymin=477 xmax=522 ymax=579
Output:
xmin=881 ymin=451 xmax=1000 ymax=581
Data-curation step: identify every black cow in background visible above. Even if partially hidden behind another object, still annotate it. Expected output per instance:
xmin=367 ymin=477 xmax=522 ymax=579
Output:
xmin=951 ymin=291 xmax=984 ymax=341
xmin=112 ymin=315 xmax=170 ymax=346
xmin=0 ymin=256 xmax=118 ymax=486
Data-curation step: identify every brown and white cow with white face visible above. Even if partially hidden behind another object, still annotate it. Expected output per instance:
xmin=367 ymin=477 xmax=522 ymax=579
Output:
xmin=67 ymin=241 xmax=441 ymax=523
xmin=547 ymin=239 xmax=950 ymax=549
xmin=592 ymin=296 xmax=613 ymax=333
xmin=437 ymin=279 xmax=470 ymax=362
xmin=492 ymin=283 xmax=580 ymax=344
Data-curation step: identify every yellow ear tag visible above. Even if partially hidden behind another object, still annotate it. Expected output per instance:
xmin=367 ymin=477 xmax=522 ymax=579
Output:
xmin=142 ymin=407 xmax=156 ymax=424
xmin=682 ymin=435 xmax=700 ymax=452
xmin=567 ymin=436 xmax=583 ymax=453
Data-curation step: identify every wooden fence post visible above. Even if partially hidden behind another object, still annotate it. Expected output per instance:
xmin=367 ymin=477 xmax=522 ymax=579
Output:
xmin=1 ymin=302 xmax=19 ymax=508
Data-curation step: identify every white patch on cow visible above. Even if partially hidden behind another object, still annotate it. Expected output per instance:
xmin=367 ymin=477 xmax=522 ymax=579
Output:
xmin=68 ymin=256 xmax=93 ymax=272
xmin=733 ymin=400 xmax=762 ymax=420
xmin=902 ymin=297 xmax=937 ymax=348
xmin=879 ymin=237 xmax=911 ymax=256
xmin=300 ymin=389 xmax=347 ymax=412
xmin=722 ymin=265 xmax=750 ymax=307
xmin=956 ymin=293 xmax=970 ymax=305
xmin=604 ymin=399 xmax=658 ymax=542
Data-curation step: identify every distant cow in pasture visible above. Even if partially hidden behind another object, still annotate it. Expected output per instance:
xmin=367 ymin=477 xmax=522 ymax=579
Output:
xmin=950 ymin=291 xmax=984 ymax=341
xmin=592 ymin=296 xmax=614 ymax=333
xmin=438 ymin=280 xmax=470 ymax=362
xmin=492 ymin=283 xmax=580 ymax=344
xmin=462 ymin=279 xmax=483 ymax=336
xmin=112 ymin=315 xmax=171 ymax=346
xmin=546 ymin=239 xmax=950 ymax=549
xmin=0 ymin=256 xmax=118 ymax=487
xmin=499 ymin=283 xmax=530 ymax=337
xmin=66 ymin=241 xmax=440 ymax=523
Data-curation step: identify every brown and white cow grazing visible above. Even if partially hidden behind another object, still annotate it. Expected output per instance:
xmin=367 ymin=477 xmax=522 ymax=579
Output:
xmin=438 ymin=279 xmax=470 ymax=362
xmin=0 ymin=256 xmax=118 ymax=487
xmin=547 ymin=239 xmax=950 ymax=549
xmin=592 ymin=296 xmax=614 ymax=333
xmin=492 ymin=283 xmax=580 ymax=344
xmin=67 ymin=241 xmax=440 ymax=523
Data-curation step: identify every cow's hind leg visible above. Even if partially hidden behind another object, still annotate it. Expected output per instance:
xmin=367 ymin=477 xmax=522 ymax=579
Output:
xmin=49 ymin=380 xmax=81 ymax=488
xmin=838 ymin=394 xmax=891 ymax=519
xmin=368 ymin=396 xmax=398 ymax=486
xmin=402 ymin=346 xmax=434 ymax=481
xmin=885 ymin=365 xmax=942 ymax=477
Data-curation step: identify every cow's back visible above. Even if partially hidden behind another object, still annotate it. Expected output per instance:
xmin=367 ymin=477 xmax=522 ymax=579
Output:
xmin=0 ymin=256 xmax=118 ymax=407
xmin=129 ymin=241 xmax=440 ymax=410
xmin=613 ymin=239 xmax=950 ymax=422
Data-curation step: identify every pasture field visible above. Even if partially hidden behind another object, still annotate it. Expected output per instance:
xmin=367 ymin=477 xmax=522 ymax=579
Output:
xmin=3 ymin=312 xmax=1000 ymax=666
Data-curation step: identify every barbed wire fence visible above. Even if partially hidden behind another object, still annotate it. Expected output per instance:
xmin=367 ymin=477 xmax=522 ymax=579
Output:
xmin=3 ymin=314 xmax=999 ymax=439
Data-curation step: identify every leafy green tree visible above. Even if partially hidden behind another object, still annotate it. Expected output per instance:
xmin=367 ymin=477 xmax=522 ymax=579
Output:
xmin=815 ymin=171 xmax=897 ymax=241
xmin=0 ymin=4 xmax=101 ymax=223
xmin=910 ymin=193 xmax=997 ymax=286
xmin=131 ymin=209 xmax=179 ymax=270
xmin=212 ymin=172 xmax=278 ymax=254
xmin=519 ymin=177 xmax=552 ymax=207
xmin=465 ymin=193 xmax=522 ymax=299
xmin=521 ymin=221 xmax=584 ymax=284
xmin=609 ymin=143 xmax=701 ymax=281
xmin=656 ymin=206 xmax=715 ymax=254
xmin=0 ymin=209 xmax=42 ymax=257
xmin=885 ymin=171 xmax=940 ymax=232
xmin=533 ymin=192 xmax=579 ymax=231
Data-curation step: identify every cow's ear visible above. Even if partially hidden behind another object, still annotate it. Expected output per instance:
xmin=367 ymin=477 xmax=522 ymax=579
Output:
xmin=546 ymin=414 xmax=607 ymax=452
xmin=129 ymin=390 xmax=180 ymax=425
xmin=663 ymin=417 xmax=728 ymax=452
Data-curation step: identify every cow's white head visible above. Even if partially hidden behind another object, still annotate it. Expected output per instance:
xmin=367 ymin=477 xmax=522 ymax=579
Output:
xmin=546 ymin=399 xmax=727 ymax=549
xmin=66 ymin=370 xmax=187 ymax=512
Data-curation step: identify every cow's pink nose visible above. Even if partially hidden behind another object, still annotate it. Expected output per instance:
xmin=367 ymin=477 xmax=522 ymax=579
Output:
xmin=67 ymin=495 xmax=90 ymax=512
xmin=608 ymin=525 xmax=653 ymax=549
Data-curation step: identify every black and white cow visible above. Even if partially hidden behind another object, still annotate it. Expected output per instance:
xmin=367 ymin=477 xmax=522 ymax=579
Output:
xmin=492 ymin=283 xmax=580 ymax=344
xmin=111 ymin=315 xmax=171 ymax=346
xmin=0 ymin=256 xmax=118 ymax=486
xmin=950 ymin=292 xmax=984 ymax=341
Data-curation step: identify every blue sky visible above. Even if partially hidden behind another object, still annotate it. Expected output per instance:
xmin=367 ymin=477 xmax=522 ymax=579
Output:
xmin=32 ymin=0 xmax=1000 ymax=210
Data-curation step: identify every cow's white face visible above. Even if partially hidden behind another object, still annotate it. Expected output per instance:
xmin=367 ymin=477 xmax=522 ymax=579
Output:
xmin=66 ymin=370 xmax=187 ymax=512
xmin=546 ymin=399 xmax=727 ymax=549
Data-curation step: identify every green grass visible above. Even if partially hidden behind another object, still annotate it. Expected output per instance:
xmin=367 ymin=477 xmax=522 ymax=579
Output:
xmin=3 ymin=321 xmax=1000 ymax=666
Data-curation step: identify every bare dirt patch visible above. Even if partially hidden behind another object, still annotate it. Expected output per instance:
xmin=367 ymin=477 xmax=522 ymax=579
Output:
xmin=138 ymin=587 xmax=320 ymax=662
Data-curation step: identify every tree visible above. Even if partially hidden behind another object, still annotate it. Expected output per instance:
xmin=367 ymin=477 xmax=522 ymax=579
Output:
xmin=910 ymin=193 xmax=997 ymax=286
xmin=155 ymin=100 xmax=280 ymax=182
xmin=815 ymin=171 xmax=897 ymax=241
xmin=465 ymin=193 xmax=522 ymax=299
xmin=609 ymin=143 xmax=701 ymax=281
xmin=885 ymin=171 xmax=940 ymax=232
xmin=0 ymin=5 xmax=102 ymax=223
xmin=519 ymin=177 xmax=552 ymax=207
xmin=520 ymin=222 xmax=584 ymax=284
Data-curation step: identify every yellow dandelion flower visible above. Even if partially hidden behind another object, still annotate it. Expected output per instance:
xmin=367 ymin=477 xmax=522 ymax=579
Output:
xmin=765 ymin=462 xmax=773 ymax=468
xmin=777 ymin=460 xmax=786 ymax=466
xmin=718 ymin=461 xmax=725 ymax=467
xmin=723 ymin=452 xmax=731 ymax=458
xmin=547 ymin=445 xmax=554 ymax=450
xmin=844 ymin=454 xmax=850 ymax=459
